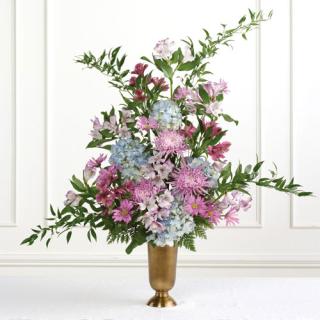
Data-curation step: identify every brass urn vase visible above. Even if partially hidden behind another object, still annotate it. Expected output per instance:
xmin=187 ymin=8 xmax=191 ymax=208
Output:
xmin=147 ymin=243 xmax=178 ymax=308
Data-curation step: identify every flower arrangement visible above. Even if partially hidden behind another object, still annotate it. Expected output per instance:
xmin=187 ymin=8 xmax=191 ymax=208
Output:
xmin=22 ymin=9 xmax=311 ymax=254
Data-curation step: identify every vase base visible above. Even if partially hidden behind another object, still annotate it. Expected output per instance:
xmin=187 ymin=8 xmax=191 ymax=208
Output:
xmin=147 ymin=291 xmax=177 ymax=308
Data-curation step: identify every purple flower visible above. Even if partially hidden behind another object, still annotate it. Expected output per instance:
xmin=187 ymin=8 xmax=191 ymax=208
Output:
xmin=173 ymin=87 xmax=190 ymax=100
xmin=137 ymin=116 xmax=159 ymax=131
xmin=112 ymin=200 xmax=134 ymax=224
xmin=84 ymin=154 xmax=107 ymax=181
xmin=154 ymin=130 xmax=187 ymax=155
xmin=184 ymin=195 xmax=207 ymax=216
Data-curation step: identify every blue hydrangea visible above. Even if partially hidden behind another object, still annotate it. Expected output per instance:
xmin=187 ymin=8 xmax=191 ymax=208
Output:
xmin=110 ymin=138 xmax=148 ymax=179
xmin=187 ymin=157 xmax=219 ymax=188
xmin=147 ymin=201 xmax=195 ymax=247
xmin=150 ymin=100 xmax=182 ymax=130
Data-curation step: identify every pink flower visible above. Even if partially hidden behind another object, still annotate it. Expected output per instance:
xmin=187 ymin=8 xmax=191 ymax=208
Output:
xmin=131 ymin=63 xmax=148 ymax=76
xmin=203 ymin=203 xmax=221 ymax=225
xmin=96 ymin=189 xmax=116 ymax=207
xmin=90 ymin=117 xmax=104 ymax=139
xmin=203 ymin=79 xmax=229 ymax=97
xmin=153 ymin=38 xmax=175 ymax=59
xmin=112 ymin=199 xmax=134 ymax=224
xmin=133 ymin=179 xmax=159 ymax=203
xmin=225 ymin=210 xmax=239 ymax=226
xmin=184 ymin=195 xmax=207 ymax=216
xmin=96 ymin=165 xmax=118 ymax=192
xmin=172 ymin=163 xmax=210 ymax=197
xmin=213 ymin=79 xmax=229 ymax=95
xmin=174 ymin=87 xmax=190 ymax=100
xmin=150 ymin=77 xmax=169 ymax=91
xmin=182 ymin=124 xmax=196 ymax=138
xmin=154 ymin=130 xmax=187 ymax=155
xmin=129 ymin=76 xmax=137 ymax=86
xmin=84 ymin=154 xmax=107 ymax=181
xmin=133 ymin=89 xmax=147 ymax=102
xmin=208 ymin=141 xmax=231 ymax=160
xmin=137 ymin=116 xmax=159 ymax=131
xmin=203 ymin=121 xmax=223 ymax=137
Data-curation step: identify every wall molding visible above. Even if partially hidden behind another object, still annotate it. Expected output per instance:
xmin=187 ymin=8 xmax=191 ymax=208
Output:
xmin=1 ymin=253 xmax=320 ymax=268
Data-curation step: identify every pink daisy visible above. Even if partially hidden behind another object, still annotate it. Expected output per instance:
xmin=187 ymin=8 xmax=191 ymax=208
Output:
xmin=184 ymin=195 xmax=207 ymax=216
xmin=203 ymin=203 xmax=222 ymax=225
xmin=224 ymin=209 xmax=240 ymax=226
xmin=133 ymin=179 xmax=159 ymax=203
xmin=172 ymin=164 xmax=210 ymax=197
xmin=154 ymin=130 xmax=187 ymax=155
xmin=137 ymin=116 xmax=159 ymax=131
xmin=112 ymin=199 xmax=134 ymax=224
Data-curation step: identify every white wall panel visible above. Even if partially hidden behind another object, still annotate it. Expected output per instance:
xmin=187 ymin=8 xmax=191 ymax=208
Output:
xmin=291 ymin=0 xmax=320 ymax=227
xmin=0 ymin=0 xmax=16 ymax=226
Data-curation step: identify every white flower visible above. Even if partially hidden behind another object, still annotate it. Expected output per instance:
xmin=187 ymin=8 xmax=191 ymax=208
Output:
xmin=64 ymin=191 xmax=81 ymax=206
xmin=154 ymin=161 xmax=173 ymax=179
xmin=153 ymin=38 xmax=175 ymax=60
xmin=157 ymin=190 xmax=174 ymax=209
xmin=139 ymin=198 xmax=158 ymax=211
xmin=206 ymin=102 xmax=222 ymax=115
xmin=140 ymin=165 xmax=156 ymax=179
xmin=104 ymin=115 xmax=118 ymax=134
xmin=183 ymin=46 xmax=193 ymax=62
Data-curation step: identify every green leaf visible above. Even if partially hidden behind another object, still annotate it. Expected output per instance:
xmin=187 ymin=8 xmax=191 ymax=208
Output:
xmin=177 ymin=60 xmax=197 ymax=71
xmin=71 ymin=175 xmax=86 ymax=192
xmin=198 ymin=85 xmax=211 ymax=104
xmin=154 ymin=59 xmax=173 ymax=78
xmin=221 ymin=113 xmax=239 ymax=125
xmin=66 ymin=231 xmax=72 ymax=243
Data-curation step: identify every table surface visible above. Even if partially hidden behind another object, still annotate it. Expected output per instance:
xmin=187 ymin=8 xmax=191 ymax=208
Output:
xmin=1 ymin=268 xmax=319 ymax=320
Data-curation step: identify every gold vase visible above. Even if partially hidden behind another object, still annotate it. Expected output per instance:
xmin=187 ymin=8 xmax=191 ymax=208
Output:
xmin=147 ymin=243 xmax=178 ymax=308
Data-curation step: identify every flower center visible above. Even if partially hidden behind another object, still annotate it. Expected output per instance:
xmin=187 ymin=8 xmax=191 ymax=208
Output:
xmin=192 ymin=203 xmax=198 ymax=209
xmin=121 ymin=209 xmax=128 ymax=216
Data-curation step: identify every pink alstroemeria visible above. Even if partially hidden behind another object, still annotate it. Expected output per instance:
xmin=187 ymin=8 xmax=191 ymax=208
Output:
xmin=129 ymin=76 xmax=137 ymax=86
xmin=112 ymin=199 xmax=134 ymax=224
xmin=203 ymin=121 xmax=223 ymax=137
xmin=133 ymin=89 xmax=147 ymax=102
xmin=84 ymin=154 xmax=107 ymax=181
xmin=208 ymin=141 xmax=231 ymax=160
xmin=181 ymin=124 xmax=196 ymax=138
xmin=184 ymin=195 xmax=207 ymax=216
xmin=137 ymin=116 xmax=159 ymax=131
xmin=150 ymin=77 xmax=169 ymax=91
xmin=131 ymin=63 xmax=148 ymax=76
xmin=174 ymin=87 xmax=190 ymax=100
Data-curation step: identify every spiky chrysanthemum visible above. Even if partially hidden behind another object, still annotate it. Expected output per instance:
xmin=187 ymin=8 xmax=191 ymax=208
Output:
xmin=171 ymin=164 xmax=210 ymax=197
xmin=154 ymin=130 xmax=187 ymax=155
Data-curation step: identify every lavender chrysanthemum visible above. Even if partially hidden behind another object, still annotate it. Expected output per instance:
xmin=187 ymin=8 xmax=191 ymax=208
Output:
xmin=154 ymin=130 xmax=187 ymax=155
xmin=172 ymin=164 xmax=210 ymax=197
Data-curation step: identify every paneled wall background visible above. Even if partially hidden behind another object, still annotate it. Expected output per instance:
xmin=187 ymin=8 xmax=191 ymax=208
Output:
xmin=0 ymin=0 xmax=319 ymax=270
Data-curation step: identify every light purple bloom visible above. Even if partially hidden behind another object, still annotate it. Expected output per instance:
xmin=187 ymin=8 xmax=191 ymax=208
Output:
xmin=137 ymin=116 xmax=159 ymax=131
xmin=153 ymin=38 xmax=175 ymax=59
xmin=64 ymin=190 xmax=81 ymax=206
xmin=157 ymin=190 xmax=174 ymax=209
xmin=112 ymin=200 xmax=134 ymax=224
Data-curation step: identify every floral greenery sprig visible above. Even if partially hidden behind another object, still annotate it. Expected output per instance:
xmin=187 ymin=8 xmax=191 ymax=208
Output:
xmin=22 ymin=9 xmax=312 ymax=254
